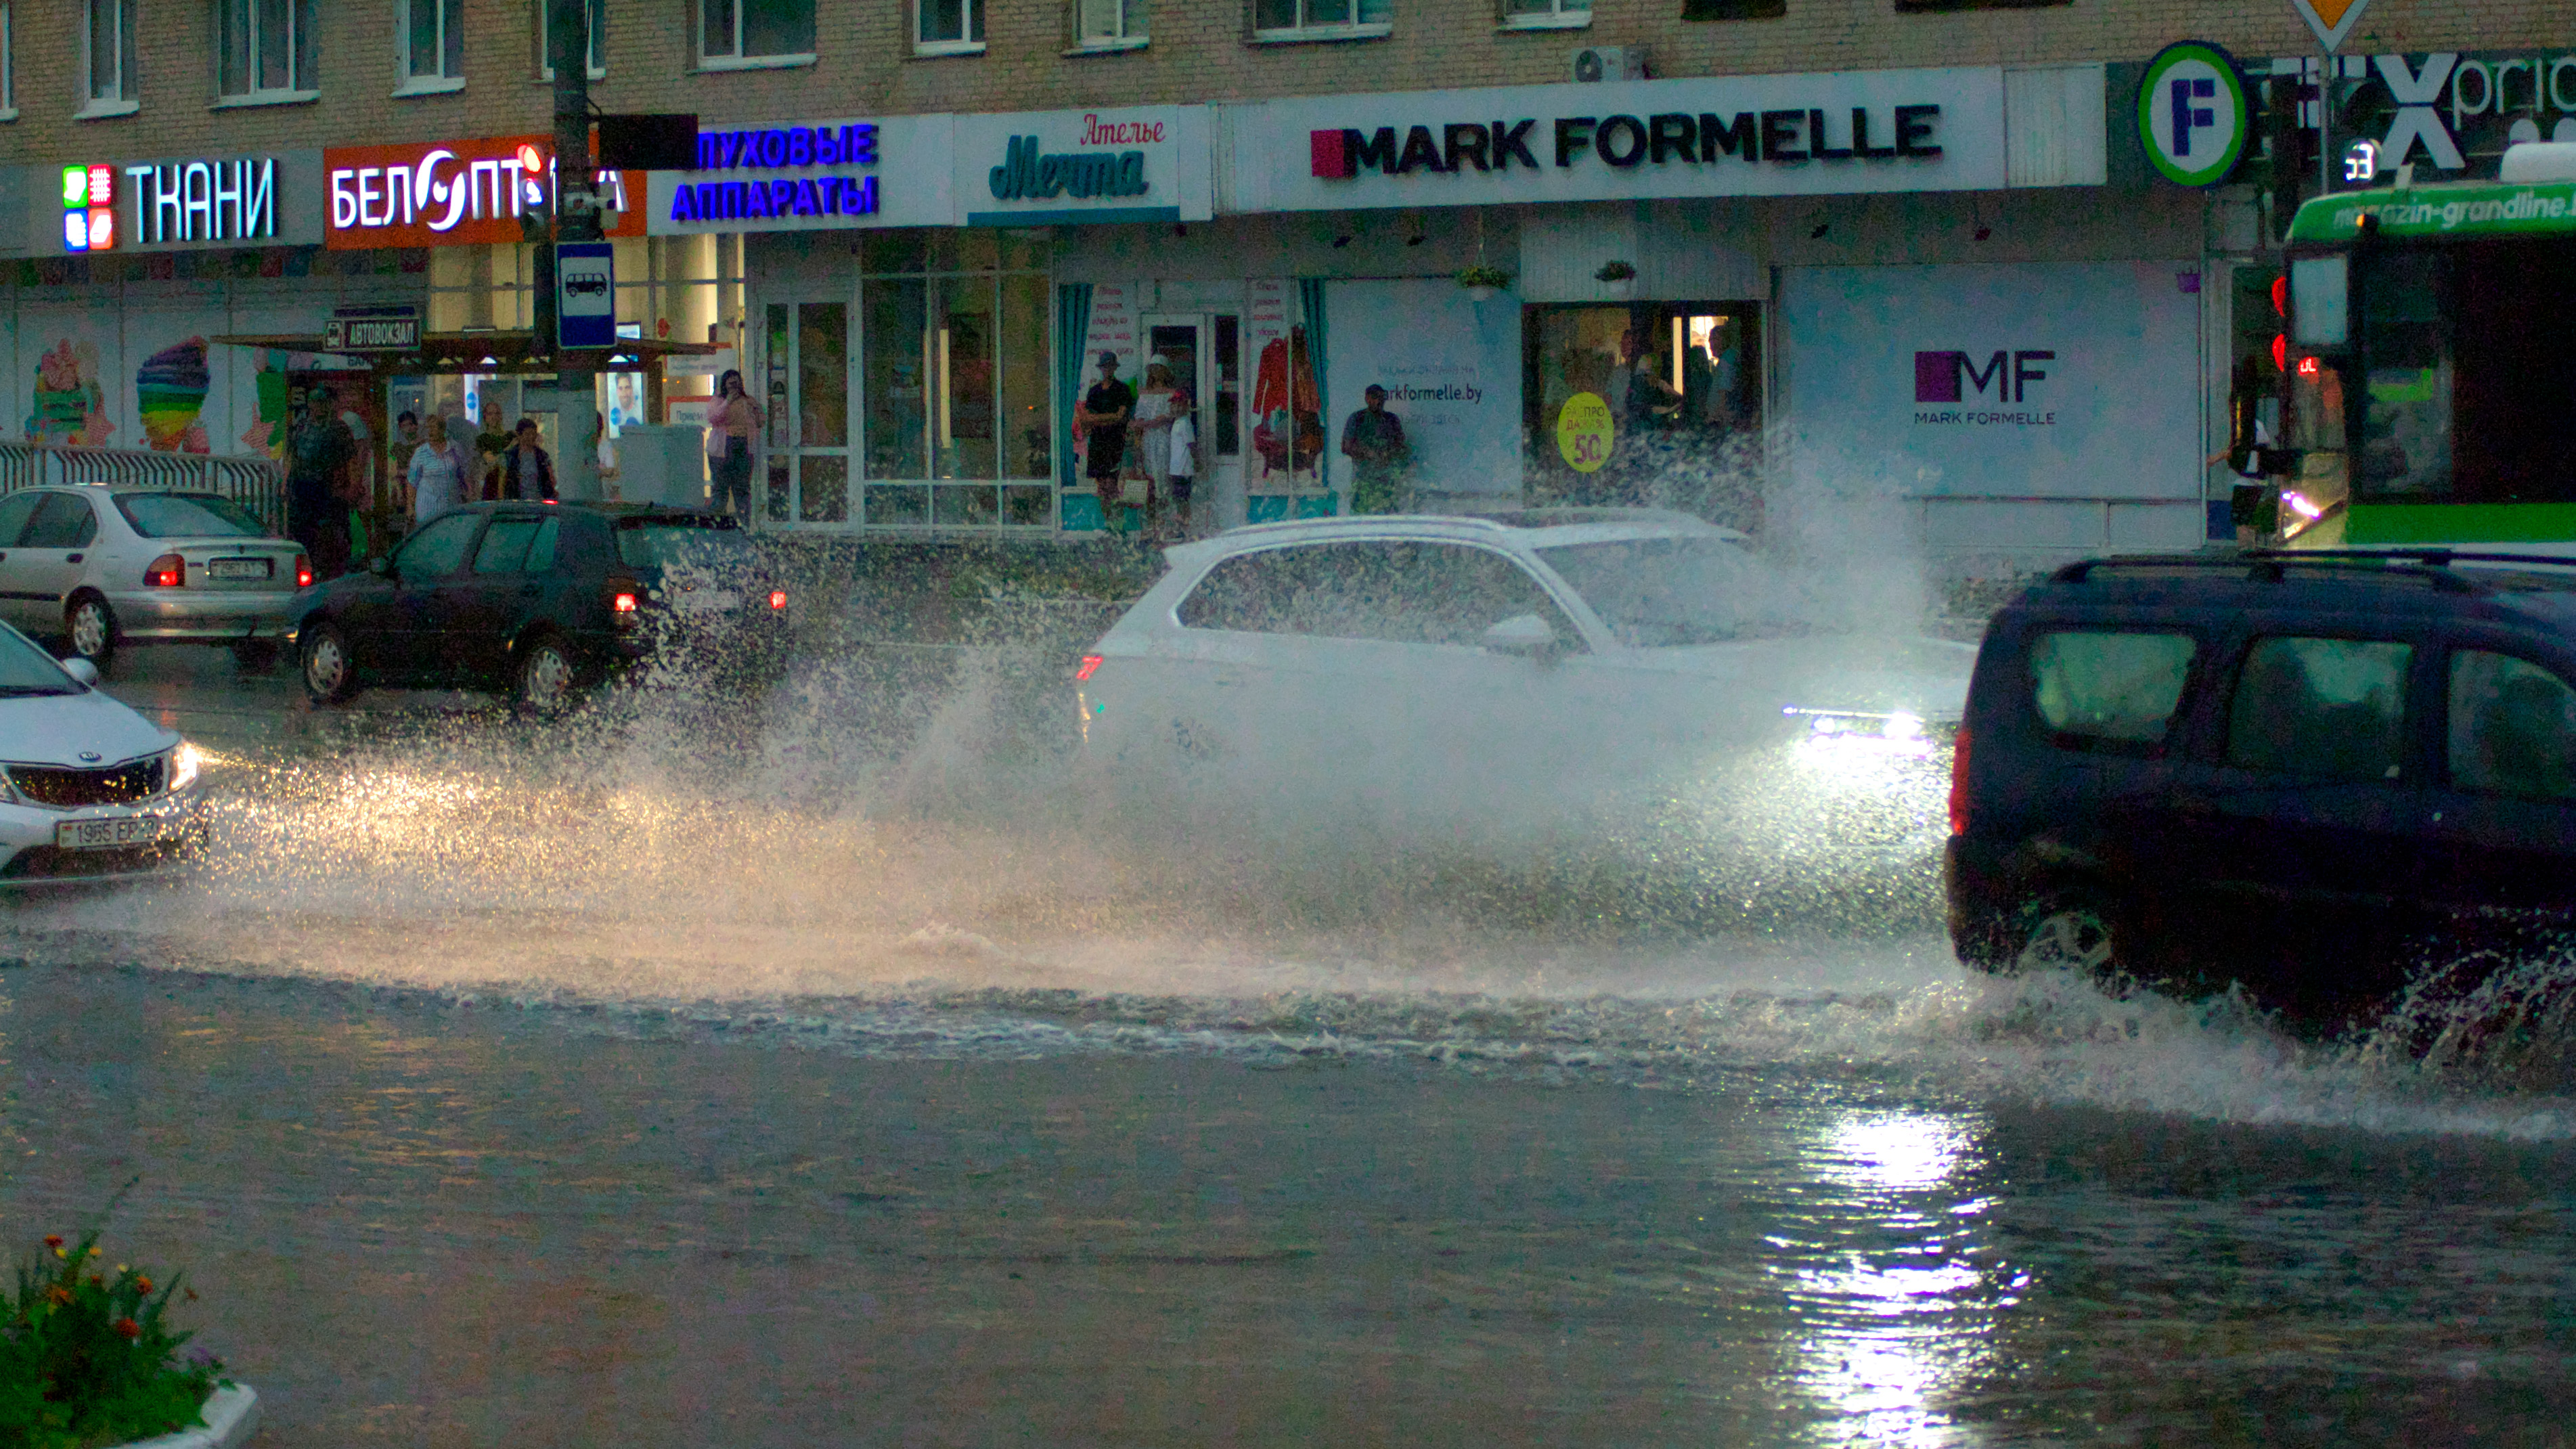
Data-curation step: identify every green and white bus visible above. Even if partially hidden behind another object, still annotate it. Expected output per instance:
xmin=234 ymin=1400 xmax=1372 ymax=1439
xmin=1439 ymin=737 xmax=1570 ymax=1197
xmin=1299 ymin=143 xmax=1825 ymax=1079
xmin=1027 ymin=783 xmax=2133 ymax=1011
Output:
xmin=2267 ymin=142 xmax=2576 ymax=550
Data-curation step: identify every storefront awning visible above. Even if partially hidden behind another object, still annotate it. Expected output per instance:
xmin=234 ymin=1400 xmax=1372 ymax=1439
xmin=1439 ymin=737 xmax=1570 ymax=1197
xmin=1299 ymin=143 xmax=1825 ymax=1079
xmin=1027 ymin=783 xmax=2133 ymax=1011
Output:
xmin=202 ymin=330 xmax=722 ymax=376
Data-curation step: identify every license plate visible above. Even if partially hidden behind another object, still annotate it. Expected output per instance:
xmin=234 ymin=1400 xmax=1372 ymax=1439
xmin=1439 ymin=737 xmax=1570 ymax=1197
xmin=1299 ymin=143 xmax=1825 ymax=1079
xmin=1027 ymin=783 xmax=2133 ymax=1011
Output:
xmin=675 ymin=589 xmax=740 ymax=613
xmin=55 ymin=814 xmax=191 ymax=851
xmin=206 ymin=558 xmax=273 ymax=581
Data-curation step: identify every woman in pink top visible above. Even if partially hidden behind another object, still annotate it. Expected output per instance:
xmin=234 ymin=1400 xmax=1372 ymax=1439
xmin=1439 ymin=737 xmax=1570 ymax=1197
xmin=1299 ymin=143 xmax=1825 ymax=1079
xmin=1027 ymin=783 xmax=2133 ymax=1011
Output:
xmin=709 ymin=370 xmax=763 ymax=519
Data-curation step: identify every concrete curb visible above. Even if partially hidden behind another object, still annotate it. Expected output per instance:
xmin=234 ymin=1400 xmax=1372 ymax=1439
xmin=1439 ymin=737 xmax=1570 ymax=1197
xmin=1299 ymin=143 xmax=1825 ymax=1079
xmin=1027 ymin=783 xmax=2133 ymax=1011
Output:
xmin=119 ymin=1384 xmax=260 ymax=1449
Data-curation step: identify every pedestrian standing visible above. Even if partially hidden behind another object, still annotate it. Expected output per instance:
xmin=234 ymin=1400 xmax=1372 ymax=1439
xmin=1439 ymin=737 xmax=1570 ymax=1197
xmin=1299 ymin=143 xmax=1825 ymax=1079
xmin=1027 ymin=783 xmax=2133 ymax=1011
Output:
xmin=502 ymin=418 xmax=558 ymax=501
xmin=1072 ymin=351 xmax=1134 ymax=529
xmin=408 ymin=414 xmax=466 ymax=525
xmin=1163 ymin=391 xmax=1197 ymax=540
xmin=286 ymin=386 xmax=358 ymax=579
xmin=1340 ymin=384 xmax=1409 ymax=515
xmin=709 ymin=370 xmax=762 ymax=520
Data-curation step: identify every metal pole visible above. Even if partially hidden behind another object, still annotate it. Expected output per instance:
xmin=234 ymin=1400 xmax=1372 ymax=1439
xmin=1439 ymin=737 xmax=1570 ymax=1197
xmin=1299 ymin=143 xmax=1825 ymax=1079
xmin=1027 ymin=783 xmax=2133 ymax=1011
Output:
xmin=550 ymin=0 xmax=602 ymax=499
xmin=2317 ymin=51 xmax=2334 ymax=197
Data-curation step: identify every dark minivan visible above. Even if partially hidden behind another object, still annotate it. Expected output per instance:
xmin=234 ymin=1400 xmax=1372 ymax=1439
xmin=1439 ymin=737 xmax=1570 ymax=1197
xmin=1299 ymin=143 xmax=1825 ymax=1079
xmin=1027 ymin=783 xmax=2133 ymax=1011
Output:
xmin=292 ymin=503 xmax=788 ymax=711
xmin=1947 ymin=551 xmax=2576 ymax=1025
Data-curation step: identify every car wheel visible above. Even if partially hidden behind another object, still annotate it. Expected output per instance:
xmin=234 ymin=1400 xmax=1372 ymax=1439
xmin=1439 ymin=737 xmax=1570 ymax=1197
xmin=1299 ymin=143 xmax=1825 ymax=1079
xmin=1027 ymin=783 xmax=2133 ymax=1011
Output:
xmin=63 ymin=594 xmax=116 ymax=669
xmin=300 ymin=621 xmax=359 ymax=705
xmin=513 ymin=637 xmax=580 ymax=717
xmin=231 ymin=640 xmax=282 ymax=673
xmin=2011 ymin=891 xmax=2129 ymax=984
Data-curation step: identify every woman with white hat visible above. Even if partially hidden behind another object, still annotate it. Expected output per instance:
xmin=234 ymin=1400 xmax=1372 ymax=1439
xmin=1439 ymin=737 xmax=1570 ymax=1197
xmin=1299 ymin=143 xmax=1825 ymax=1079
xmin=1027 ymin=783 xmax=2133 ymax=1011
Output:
xmin=1130 ymin=355 xmax=1178 ymax=535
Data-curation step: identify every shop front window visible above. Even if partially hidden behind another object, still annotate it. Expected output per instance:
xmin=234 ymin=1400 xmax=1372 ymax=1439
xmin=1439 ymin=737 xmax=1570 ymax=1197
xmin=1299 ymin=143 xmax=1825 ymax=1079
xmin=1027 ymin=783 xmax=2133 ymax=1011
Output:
xmin=1524 ymin=302 xmax=1764 ymax=531
xmin=768 ymin=231 xmax=1050 ymax=531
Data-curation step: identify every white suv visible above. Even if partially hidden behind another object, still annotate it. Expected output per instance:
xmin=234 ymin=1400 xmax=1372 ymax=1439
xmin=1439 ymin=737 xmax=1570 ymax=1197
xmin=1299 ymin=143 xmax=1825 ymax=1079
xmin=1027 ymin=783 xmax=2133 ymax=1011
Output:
xmin=1076 ymin=510 xmax=1975 ymax=869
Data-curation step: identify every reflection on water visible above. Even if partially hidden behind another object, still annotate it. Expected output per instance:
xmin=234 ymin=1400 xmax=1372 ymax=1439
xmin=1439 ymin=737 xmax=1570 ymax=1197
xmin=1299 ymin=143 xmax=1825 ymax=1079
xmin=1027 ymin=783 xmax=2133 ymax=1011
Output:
xmin=1786 ymin=1110 xmax=2007 ymax=1447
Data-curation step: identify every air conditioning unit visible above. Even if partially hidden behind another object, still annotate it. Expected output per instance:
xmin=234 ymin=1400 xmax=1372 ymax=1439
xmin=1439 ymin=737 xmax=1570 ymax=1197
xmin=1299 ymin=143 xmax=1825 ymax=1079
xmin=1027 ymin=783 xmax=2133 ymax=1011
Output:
xmin=1571 ymin=46 xmax=1645 ymax=83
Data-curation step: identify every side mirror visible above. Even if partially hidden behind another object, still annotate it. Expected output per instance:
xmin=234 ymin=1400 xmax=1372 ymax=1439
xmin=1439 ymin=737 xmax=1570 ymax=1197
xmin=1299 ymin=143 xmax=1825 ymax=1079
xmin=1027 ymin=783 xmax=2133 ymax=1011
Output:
xmin=60 ymin=657 xmax=99 ymax=686
xmin=368 ymin=556 xmax=391 ymax=576
xmin=1482 ymin=612 xmax=1561 ymax=661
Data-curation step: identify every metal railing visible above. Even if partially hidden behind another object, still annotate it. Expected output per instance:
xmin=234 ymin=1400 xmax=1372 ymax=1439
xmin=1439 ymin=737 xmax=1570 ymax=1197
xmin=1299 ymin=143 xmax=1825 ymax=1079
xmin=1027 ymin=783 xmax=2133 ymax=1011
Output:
xmin=0 ymin=443 xmax=288 ymax=533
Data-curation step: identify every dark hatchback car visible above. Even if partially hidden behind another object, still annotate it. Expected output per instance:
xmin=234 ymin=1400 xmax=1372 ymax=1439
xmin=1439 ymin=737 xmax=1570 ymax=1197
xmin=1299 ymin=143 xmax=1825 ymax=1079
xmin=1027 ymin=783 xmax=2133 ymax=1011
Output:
xmin=292 ymin=502 xmax=789 ymax=711
xmin=1948 ymin=551 xmax=2576 ymax=1025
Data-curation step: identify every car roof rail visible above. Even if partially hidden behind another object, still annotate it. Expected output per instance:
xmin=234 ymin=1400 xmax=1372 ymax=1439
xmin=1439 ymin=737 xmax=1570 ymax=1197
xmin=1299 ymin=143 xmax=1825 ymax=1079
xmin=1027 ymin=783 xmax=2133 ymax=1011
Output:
xmin=2044 ymin=550 xmax=2544 ymax=594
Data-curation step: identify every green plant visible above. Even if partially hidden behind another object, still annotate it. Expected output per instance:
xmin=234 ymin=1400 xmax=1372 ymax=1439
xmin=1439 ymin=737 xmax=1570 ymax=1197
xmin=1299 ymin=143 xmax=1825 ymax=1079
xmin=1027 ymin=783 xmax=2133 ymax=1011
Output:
xmin=0 ymin=1201 xmax=226 ymax=1449
xmin=1455 ymin=265 xmax=1513 ymax=290
xmin=1594 ymin=260 xmax=1637 ymax=282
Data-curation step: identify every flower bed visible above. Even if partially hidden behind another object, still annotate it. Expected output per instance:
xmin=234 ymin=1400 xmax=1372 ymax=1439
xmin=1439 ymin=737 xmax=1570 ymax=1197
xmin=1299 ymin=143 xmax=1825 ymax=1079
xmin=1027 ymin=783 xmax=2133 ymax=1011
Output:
xmin=1 ymin=1218 xmax=248 ymax=1449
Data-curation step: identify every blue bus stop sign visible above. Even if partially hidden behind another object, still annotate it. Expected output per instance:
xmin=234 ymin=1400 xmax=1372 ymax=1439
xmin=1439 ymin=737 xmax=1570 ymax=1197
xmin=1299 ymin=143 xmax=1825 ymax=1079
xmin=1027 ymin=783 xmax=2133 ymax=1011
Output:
xmin=556 ymin=242 xmax=615 ymax=349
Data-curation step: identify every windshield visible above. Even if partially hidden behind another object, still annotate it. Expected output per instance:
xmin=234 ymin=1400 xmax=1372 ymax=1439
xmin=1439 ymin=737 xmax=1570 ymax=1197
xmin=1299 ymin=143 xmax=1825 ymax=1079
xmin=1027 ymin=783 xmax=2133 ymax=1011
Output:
xmin=615 ymin=518 xmax=757 ymax=571
xmin=0 ymin=624 xmax=80 ymax=697
xmin=1536 ymin=536 xmax=1802 ymax=647
xmin=116 ymin=492 xmax=269 ymax=539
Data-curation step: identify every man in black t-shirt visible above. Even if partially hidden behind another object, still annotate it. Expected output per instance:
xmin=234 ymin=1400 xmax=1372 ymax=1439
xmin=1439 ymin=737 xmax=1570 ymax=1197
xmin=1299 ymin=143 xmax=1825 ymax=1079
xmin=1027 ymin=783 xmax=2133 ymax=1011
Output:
xmin=1075 ymin=351 xmax=1133 ymax=493
xmin=286 ymin=386 xmax=357 ymax=579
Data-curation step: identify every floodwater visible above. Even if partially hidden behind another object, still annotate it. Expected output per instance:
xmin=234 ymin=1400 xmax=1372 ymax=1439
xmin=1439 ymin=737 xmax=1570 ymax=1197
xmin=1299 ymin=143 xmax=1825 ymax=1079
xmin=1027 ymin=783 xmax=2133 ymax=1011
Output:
xmin=5 ymin=650 xmax=2576 ymax=1446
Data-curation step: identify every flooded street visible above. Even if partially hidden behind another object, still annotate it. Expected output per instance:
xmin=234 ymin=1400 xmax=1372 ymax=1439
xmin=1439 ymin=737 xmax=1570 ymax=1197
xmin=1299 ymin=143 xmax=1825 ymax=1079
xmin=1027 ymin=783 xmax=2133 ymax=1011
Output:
xmin=6 ymin=651 xmax=2576 ymax=1445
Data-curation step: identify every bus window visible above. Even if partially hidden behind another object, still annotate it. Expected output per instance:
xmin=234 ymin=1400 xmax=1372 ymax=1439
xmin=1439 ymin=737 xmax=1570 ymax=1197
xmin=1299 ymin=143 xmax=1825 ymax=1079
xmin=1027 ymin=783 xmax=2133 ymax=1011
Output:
xmin=2291 ymin=256 xmax=2349 ymax=344
xmin=2290 ymin=358 xmax=2347 ymax=453
xmin=2358 ymin=252 xmax=2451 ymax=496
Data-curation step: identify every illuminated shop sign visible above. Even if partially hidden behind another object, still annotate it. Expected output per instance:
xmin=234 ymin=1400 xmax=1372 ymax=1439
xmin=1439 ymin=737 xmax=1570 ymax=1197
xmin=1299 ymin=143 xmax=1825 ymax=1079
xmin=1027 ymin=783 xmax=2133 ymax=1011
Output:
xmin=324 ymin=135 xmax=645 ymax=248
xmin=50 ymin=154 xmax=300 ymax=254
xmin=1224 ymin=68 xmax=2007 ymax=211
xmin=647 ymin=114 xmax=950 ymax=236
xmin=60 ymin=165 xmax=115 ymax=253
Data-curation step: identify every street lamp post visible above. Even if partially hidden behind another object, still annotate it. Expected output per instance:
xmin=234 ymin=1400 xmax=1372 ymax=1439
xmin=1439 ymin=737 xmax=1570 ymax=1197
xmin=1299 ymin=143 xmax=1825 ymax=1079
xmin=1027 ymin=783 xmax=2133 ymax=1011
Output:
xmin=549 ymin=0 xmax=602 ymax=499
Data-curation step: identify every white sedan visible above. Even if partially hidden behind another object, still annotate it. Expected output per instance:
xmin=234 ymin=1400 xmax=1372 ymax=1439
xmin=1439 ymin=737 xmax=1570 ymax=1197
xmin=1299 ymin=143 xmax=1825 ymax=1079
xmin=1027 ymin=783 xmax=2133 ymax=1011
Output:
xmin=0 ymin=620 xmax=206 ymax=888
xmin=0 ymin=485 xmax=310 ymax=669
xmin=1075 ymin=510 xmax=1975 ymax=870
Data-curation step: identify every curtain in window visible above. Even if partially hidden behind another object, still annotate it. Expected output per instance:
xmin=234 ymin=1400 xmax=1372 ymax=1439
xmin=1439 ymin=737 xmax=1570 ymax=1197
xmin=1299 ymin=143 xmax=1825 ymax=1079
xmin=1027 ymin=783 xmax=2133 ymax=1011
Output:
xmin=1054 ymin=283 xmax=1093 ymax=493
xmin=1297 ymin=278 xmax=1331 ymax=512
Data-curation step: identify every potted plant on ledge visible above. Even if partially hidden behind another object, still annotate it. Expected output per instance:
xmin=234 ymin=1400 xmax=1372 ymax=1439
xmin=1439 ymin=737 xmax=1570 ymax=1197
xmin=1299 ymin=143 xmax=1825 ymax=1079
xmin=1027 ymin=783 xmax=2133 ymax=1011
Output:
xmin=1456 ymin=265 xmax=1513 ymax=303
xmin=1595 ymin=260 xmax=1637 ymax=299
xmin=1 ymin=1221 xmax=259 ymax=1449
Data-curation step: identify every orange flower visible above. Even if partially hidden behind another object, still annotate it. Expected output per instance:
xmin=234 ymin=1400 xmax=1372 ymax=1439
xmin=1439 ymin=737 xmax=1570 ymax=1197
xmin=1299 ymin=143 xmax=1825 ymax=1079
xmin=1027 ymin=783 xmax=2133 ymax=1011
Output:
xmin=135 ymin=1276 xmax=152 ymax=1294
xmin=44 ymin=1286 xmax=71 ymax=1307
xmin=110 ymin=1317 xmax=140 ymax=1340
xmin=42 ymin=1236 xmax=62 ymax=1249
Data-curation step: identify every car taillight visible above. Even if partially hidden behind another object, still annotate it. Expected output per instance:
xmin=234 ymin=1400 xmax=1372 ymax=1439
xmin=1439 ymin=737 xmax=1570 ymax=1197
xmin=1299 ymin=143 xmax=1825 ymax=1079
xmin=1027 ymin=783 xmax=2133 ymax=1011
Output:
xmin=613 ymin=592 xmax=639 ymax=628
xmin=1947 ymin=726 xmax=1972 ymax=836
xmin=768 ymin=589 xmax=787 ymax=610
xmin=1075 ymin=654 xmax=1104 ymax=682
xmin=143 ymin=554 xmax=184 ymax=587
xmin=294 ymin=554 xmax=313 ymax=588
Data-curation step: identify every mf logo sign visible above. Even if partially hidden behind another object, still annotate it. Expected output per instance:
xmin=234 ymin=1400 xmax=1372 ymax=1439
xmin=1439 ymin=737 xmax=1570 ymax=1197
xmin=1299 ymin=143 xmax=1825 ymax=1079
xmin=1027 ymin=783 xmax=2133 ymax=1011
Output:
xmin=1914 ymin=349 xmax=2053 ymax=403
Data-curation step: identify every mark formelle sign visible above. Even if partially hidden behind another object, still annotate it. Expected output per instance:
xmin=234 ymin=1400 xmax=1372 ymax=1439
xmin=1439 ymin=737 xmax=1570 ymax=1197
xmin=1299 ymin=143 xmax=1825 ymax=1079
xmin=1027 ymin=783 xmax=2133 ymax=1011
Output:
xmin=1311 ymin=106 xmax=1946 ymax=179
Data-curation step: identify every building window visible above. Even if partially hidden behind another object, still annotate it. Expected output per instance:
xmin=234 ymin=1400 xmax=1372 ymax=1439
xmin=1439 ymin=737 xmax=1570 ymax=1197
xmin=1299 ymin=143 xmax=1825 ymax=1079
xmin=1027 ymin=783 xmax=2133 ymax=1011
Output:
xmin=1501 ymin=0 xmax=1585 ymax=28
xmin=533 ymin=0 xmax=605 ymax=77
xmin=700 ymin=0 xmax=813 ymax=66
xmin=1524 ymin=303 xmax=1766 ymax=532
xmin=1891 ymin=0 xmax=2060 ymax=12
xmin=916 ymin=0 xmax=983 ymax=53
xmin=1074 ymin=0 xmax=1143 ymax=49
xmin=215 ymin=0 xmax=316 ymax=102
xmin=397 ymin=0 xmax=464 ymax=91
xmin=1 ymin=3 xmax=16 ymax=118
xmin=1251 ymin=0 xmax=1390 ymax=42
xmin=83 ymin=0 xmax=138 ymax=114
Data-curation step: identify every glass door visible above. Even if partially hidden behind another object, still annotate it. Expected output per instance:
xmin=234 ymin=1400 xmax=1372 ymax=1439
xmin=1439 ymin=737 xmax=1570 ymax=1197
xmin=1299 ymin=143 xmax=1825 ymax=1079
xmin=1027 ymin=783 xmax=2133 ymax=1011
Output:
xmin=760 ymin=297 xmax=853 ymax=524
xmin=1142 ymin=315 xmax=1209 ymax=528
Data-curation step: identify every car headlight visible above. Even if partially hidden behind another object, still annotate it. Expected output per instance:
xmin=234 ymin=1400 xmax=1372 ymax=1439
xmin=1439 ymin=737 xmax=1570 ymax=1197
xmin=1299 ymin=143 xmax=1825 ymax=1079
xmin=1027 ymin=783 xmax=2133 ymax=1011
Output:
xmin=1785 ymin=707 xmax=1940 ymax=759
xmin=166 ymin=742 xmax=202 ymax=794
xmin=0 ymin=766 xmax=18 ymax=805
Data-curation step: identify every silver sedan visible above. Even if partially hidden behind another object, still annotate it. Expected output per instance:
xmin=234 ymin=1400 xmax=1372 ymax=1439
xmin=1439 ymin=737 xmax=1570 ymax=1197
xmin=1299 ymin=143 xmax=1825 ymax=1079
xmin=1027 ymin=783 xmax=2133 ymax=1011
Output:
xmin=0 ymin=485 xmax=310 ymax=669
